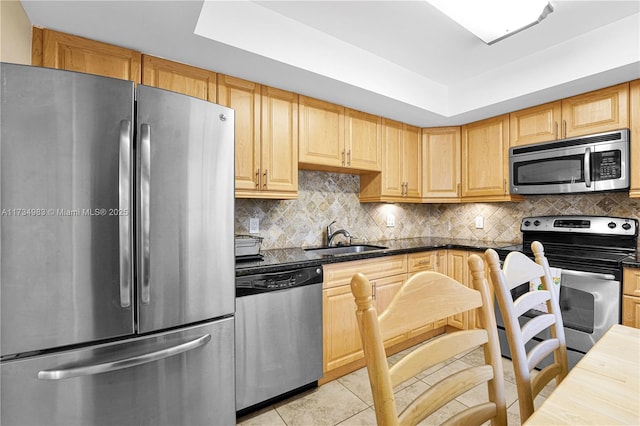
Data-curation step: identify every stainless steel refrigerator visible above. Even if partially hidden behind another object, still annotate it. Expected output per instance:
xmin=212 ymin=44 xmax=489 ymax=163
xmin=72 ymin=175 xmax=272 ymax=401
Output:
xmin=0 ymin=63 xmax=236 ymax=426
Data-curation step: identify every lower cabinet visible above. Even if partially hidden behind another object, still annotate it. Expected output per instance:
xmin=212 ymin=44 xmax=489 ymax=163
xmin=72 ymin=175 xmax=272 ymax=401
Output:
xmin=623 ymin=268 xmax=640 ymax=328
xmin=322 ymin=250 xmax=471 ymax=382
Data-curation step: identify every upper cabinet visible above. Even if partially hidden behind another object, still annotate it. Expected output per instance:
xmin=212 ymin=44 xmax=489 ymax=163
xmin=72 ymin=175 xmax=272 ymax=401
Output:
xmin=630 ymin=80 xmax=640 ymax=199
xmin=36 ymin=28 xmax=141 ymax=83
xmin=510 ymin=83 xmax=629 ymax=146
xmin=218 ymin=75 xmax=298 ymax=199
xmin=562 ymin=83 xmax=629 ymax=138
xmin=510 ymin=101 xmax=562 ymax=147
xmin=345 ymin=109 xmax=382 ymax=171
xmin=141 ymin=55 xmax=216 ymax=101
xmin=359 ymin=120 xmax=421 ymax=202
xmin=462 ymin=114 xmax=523 ymax=202
xmin=299 ymin=96 xmax=381 ymax=173
xmin=422 ymin=127 xmax=461 ymax=202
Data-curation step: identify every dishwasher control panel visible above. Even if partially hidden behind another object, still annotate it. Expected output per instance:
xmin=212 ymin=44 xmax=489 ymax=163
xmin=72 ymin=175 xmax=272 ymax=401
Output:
xmin=236 ymin=266 xmax=323 ymax=296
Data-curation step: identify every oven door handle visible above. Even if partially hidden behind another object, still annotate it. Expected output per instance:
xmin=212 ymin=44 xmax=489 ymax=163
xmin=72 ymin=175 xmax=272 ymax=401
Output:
xmin=562 ymin=268 xmax=616 ymax=281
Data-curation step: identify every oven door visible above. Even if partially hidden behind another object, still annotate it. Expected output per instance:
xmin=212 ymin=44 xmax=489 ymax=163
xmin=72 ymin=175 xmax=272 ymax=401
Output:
xmin=495 ymin=268 xmax=621 ymax=369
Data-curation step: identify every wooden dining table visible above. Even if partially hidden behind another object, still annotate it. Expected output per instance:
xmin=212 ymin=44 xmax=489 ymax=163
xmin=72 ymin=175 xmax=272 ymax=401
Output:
xmin=525 ymin=324 xmax=640 ymax=425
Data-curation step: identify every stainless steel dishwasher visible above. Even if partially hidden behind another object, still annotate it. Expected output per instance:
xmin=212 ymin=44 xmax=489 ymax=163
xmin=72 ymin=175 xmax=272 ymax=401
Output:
xmin=235 ymin=265 xmax=323 ymax=414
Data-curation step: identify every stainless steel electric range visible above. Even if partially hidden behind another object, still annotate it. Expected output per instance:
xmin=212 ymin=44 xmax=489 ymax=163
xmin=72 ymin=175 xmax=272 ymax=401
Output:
xmin=497 ymin=215 xmax=638 ymax=369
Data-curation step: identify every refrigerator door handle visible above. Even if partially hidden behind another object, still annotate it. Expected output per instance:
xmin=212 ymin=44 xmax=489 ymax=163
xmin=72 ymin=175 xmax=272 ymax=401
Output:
xmin=119 ymin=120 xmax=132 ymax=308
xmin=37 ymin=334 xmax=211 ymax=380
xmin=140 ymin=123 xmax=151 ymax=304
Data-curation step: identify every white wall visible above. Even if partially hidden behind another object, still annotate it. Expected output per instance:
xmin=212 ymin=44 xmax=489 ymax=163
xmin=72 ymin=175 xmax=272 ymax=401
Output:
xmin=1 ymin=0 xmax=32 ymax=64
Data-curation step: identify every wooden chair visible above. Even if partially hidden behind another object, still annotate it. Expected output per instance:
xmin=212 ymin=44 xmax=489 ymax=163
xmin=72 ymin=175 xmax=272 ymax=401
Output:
xmin=350 ymin=255 xmax=506 ymax=426
xmin=484 ymin=241 xmax=568 ymax=423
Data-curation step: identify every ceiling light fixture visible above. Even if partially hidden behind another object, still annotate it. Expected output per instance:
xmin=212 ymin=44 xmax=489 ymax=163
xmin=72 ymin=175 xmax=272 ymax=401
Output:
xmin=426 ymin=0 xmax=554 ymax=45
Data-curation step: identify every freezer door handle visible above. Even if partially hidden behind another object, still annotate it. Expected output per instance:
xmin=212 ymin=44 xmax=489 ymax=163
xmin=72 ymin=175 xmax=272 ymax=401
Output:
xmin=37 ymin=333 xmax=211 ymax=380
xmin=119 ymin=120 xmax=132 ymax=308
xmin=140 ymin=123 xmax=151 ymax=304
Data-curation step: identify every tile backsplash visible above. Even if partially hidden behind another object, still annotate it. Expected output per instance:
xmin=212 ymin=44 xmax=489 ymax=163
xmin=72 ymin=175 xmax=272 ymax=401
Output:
xmin=235 ymin=171 xmax=640 ymax=250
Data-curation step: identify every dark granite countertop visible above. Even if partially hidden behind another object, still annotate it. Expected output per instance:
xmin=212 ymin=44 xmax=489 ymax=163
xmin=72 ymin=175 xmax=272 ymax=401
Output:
xmin=235 ymin=237 xmax=523 ymax=276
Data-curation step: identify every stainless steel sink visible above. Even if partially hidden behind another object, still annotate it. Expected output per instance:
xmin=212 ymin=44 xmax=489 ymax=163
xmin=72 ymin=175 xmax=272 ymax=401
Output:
xmin=304 ymin=244 xmax=387 ymax=256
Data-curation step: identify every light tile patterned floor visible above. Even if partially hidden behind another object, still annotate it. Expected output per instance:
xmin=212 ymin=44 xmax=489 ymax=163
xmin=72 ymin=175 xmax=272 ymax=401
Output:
xmin=236 ymin=346 xmax=554 ymax=426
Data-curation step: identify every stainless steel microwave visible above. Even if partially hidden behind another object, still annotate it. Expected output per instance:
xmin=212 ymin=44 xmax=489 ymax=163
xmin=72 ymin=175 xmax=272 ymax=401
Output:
xmin=509 ymin=129 xmax=630 ymax=195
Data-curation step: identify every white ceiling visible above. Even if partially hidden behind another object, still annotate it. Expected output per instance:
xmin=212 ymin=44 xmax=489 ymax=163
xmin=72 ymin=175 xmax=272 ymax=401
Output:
xmin=21 ymin=0 xmax=640 ymax=127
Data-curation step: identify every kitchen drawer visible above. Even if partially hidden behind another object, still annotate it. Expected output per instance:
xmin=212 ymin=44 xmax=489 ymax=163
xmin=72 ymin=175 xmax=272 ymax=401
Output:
xmin=623 ymin=268 xmax=640 ymax=297
xmin=322 ymin=254 xmax=407 ymax=289
xmin=407 ymin=251 xmax=445 ymax=272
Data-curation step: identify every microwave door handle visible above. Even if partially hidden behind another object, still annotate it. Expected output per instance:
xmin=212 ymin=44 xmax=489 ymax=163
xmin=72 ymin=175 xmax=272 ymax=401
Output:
xmin=584 ymin=147 xmax=591 ymax=187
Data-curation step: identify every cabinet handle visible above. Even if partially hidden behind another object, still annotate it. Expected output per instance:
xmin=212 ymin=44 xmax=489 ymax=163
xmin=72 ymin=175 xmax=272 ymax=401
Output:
xmin=347 ymin=150 xmax=351 ymax=166
xmin=503 ymin=178 xmax=507 ymax=195
xmin=342 ymin=150 xmax=346 ymax=166
xmin=263 ymin=169 xmax=268 ymax=189
xmin=256 ymin=168 xmax=261 ymax=189
xmin=554 ymin=121 xmax=559 ymax=139
xmin=372 ymin=282 xmax=376 ymax=300
xmin=562 ymin=120 xmax=567 ymax=138
xmin=457 ymin=183 xmax=460 ymax=197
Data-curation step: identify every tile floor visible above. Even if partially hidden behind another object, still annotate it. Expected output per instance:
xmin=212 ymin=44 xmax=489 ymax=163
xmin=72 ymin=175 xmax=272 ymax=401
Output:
xmin=236 ymin=345 xmax=554 ymax=426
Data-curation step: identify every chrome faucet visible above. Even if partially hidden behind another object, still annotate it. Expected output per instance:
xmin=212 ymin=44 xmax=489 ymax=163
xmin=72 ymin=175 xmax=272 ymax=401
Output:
xmin=326 ymin=220 xmax=351 ymax=247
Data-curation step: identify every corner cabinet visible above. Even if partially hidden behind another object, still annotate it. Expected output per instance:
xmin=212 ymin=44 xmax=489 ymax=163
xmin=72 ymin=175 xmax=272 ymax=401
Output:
xmin=359 ymin=120 xmax=421 ymax=203
xmin=36 ymin=28 xmax=141 ymax=83
xmin=218 ymin=75 xmax=298 ymax=199
xmin=462 ymin=114 xmax=523 ymax=202
xmin=298 ymin=96 xmax=381 ymax=173
xmin=422 ymin=127 xmax=462 ymax=202
xmin=623 ymin=267 xmax=640 ymax=328
xmin=630 ymin=80 xmax=640 ymax=198
xmin=141 ymin=55 xmax=217 ymax=101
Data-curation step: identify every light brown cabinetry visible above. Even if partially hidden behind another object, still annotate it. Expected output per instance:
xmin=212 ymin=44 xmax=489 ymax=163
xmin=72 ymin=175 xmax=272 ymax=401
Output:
xmin=561 ymin=83 xmax=629 ymax=138
xmin=622 ymin=267 xmax=640 ymax=328
xmin=630 ymin=80 xmax=640 ymax=198
xmin=510 ymin=101 xmax=562 ymax=147
xmin=422 ymin=127 xmax=461 ymax=201
xmin=218 ymin=75 xmax=298 ymax=199
xmin=298 ymin=96 xmax=381 ymax=173
xmin=359 ymin=120 xmax=421 ymax=202
xmin=407 ymin=251 xmax=448 ymax=334
xmin=445 ymin=250 xmax=472 ymax=329
xmin=141 ymin=55 xmax=216 ymax=101
xmin=322 ymin=255 xmax=407 ymax=379
xmin=36 ymin=28 xmax=141 ymax=83
xmin=462 ymin=114 xmax=522 ymax=202
xmin=510 ymin=84 xmax=629 ymax=147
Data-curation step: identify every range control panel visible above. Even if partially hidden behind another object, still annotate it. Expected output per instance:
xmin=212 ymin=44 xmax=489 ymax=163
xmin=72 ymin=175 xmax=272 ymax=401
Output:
xmin=521 ymin=216 xmax=638 ymax=236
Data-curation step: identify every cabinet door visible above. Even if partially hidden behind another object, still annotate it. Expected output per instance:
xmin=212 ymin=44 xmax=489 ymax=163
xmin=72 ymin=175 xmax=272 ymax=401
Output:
xmin=561 ymin=83 xmax=629 ymax=138
xmin=446 ymin=250 xmax=470 ymax=329
xmin=261 ymin=86 xmax=298 ymax=195
xmin=217 ymin=75 xmax=261 ymax=193
xmin=461 ymin=114 xmax=510 ymax=200
xmin=622 ymin=295 xmax=640 ymax=329
xmin=630 ymin=80 xmax=640 ymax=198
xmin=299 ymin=96 xmax=345 ymax=168
xmin=381 ymin=118 xmax=404 ymax=197
xmin=509 ymin=101 xmax=561 ymax=146
xmin=323 ymin=285 xmax=364 ymax=372
xmin=42 ymin=29 xmax=141 ymax=83
xmin=403 ymin=124 xmax=422 ymax=200
xmin=345 ymin=109 xmax=382 ymax=171
xmin=422 ymin=127 xmax=461 ymax=200
xmin=374 ymin=274 xmax=408 ymax=346
xmin=141 ymin=55 xmax=216 ymax=101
